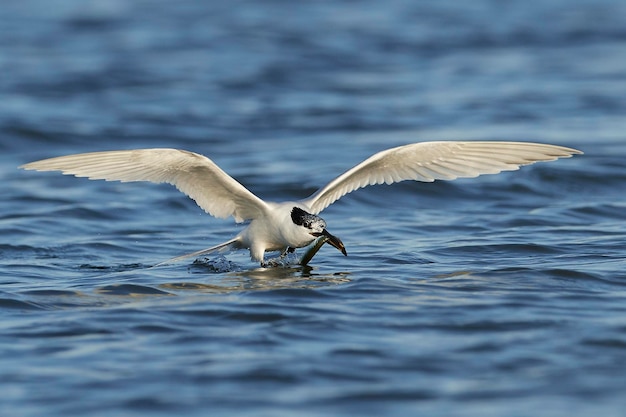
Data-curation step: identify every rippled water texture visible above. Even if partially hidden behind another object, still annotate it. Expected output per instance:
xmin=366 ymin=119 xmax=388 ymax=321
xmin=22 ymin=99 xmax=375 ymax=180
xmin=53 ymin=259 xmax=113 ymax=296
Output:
xmin=2 ymin=1 xmax=626 ymax=416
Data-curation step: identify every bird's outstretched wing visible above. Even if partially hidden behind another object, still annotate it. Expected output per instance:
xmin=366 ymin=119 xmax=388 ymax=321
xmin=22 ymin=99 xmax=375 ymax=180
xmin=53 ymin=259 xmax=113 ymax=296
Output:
xmin=300 ymin=141 xmax=582 ymax=214
xmin=21 ymin=148 xmax=269 ymax=222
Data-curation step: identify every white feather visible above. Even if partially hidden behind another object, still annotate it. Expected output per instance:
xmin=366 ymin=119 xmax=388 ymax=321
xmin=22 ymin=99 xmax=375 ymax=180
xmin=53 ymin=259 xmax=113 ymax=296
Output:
xmin=300 ymin=141 xmax=582 ymax=214
xmin=21 ymin=148 xmax=268 ymax=223
xmin=21 ymin=141 xmax=582 ymax=264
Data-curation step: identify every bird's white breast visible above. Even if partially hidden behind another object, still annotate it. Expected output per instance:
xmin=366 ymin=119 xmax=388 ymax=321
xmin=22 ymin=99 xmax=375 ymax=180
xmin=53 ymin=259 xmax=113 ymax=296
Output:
xmin=239 ymin=202 xmax=316 ymax=254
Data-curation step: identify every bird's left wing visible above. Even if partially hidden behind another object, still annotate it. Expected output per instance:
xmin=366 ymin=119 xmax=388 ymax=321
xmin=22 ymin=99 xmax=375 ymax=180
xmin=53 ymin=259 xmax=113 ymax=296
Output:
xmin=21 ymin=148 xmax=269 ymax=222
xmin=300 ymin=141 xmax=582 ymax=214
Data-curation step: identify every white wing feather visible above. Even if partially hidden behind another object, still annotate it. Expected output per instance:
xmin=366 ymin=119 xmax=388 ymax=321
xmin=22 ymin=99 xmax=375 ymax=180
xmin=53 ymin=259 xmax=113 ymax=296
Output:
xmin=300 ymin=141 xmax=582 ymax=214
xmin=20 ymin=148 xmax=269 ymax=222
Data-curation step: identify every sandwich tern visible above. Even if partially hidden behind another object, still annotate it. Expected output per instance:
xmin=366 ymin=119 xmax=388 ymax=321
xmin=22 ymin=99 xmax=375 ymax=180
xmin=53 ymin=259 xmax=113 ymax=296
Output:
xmin=21 ymin=141 xmax=581 ymax=266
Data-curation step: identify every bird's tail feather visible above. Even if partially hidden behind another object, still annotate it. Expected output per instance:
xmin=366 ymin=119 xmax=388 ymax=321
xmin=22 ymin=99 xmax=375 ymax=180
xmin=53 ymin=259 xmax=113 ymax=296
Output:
xmin=154 ymin=237 xmax=242 ymax=266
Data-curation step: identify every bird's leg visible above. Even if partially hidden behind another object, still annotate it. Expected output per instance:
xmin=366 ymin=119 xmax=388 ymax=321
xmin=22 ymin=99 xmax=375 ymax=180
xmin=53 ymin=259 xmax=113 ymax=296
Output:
xmin=261 ymin=247 xmax=297 ymax=268
xmin=280 ymin=247 xmax=296 ymax=258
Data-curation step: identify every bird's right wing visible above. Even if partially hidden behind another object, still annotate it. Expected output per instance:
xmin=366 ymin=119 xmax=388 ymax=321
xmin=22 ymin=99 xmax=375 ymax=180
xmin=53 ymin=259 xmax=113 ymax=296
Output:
xmin=21 ymin=148 xmax=269 ymax=222
xmin=300 ymin=141 xmax=582 ymax=214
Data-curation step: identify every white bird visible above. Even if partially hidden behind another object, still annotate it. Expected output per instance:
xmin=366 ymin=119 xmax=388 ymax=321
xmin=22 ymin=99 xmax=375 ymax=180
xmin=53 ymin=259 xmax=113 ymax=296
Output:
xmin=21 ymin=141 xmax=581 ymax=266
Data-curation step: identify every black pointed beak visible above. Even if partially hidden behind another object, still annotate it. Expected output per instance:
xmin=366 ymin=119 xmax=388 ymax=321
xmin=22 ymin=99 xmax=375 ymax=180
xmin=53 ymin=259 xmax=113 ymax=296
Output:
xmin=312 ymin=229 xmax=347 ymax=256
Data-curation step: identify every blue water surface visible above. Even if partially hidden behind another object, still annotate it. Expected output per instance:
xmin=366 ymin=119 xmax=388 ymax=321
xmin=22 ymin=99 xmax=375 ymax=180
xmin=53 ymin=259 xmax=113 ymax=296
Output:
xmin=2 ymin=1 xmax=626 ymax=416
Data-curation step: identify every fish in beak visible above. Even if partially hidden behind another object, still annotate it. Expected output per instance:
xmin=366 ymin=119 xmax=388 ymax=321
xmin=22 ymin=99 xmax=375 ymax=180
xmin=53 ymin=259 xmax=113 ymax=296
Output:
xmin=312 ymin=229 xmax=347 ymax=256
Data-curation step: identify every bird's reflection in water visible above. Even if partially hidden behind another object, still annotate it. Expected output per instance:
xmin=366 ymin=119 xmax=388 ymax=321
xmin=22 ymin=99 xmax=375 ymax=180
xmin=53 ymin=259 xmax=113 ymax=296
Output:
xmin=160 ymin=255 xmax=351 ymax=293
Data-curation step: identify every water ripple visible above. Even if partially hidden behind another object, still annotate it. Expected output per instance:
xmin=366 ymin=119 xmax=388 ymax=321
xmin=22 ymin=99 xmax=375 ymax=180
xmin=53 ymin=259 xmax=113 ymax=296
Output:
xmin=3 ymin=0 xmax=626 ymax=416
